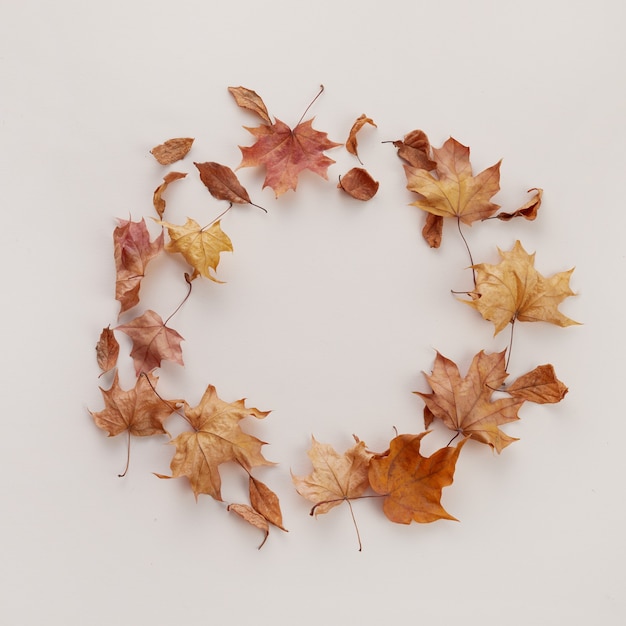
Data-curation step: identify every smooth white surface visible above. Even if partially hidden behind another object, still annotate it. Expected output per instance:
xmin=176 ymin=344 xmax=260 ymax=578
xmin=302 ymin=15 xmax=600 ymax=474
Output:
xmin=1 ymin=0 xmax=624 ymax=623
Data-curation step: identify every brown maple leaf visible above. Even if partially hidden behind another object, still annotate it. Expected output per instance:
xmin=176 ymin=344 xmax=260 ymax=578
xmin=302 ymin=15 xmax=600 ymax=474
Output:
xmin=153 ymin=171 xmax=187 ymax=219
xmin=90 ymin=371 xmax=180 ymax=475
xmin=404 ymin=136 xmax=501 ymax=225
xmin=159 ymin=217 xmax=233 ymax=281
xmin=346 ymin=114 xmax=377 ymax=164
xmin=464 ymin=240 xmax=580 ymax=335
xmin=415 ymin=350 xmax=523 ymax=453
xmin=368 ymin=433 xmax=466 ymax=524
xmin=116 ymin=309 xmax=184 ymax=376
xmin=158 ymin=385 xmax=273 ymax=500
xmin=95 ymin=326 xmax=119 ymax=376
xmin=507 ymin=364 xmax=568 ymax=404
xmin=150 ymin=137 xmax=194 ymax=165
xmin=292 ymin=436 xmax=373 ymax=516
xmin=338 ymin=167 xmax=379 ymax=201
xmin=114 ymin=218 xmax=164 ymax=316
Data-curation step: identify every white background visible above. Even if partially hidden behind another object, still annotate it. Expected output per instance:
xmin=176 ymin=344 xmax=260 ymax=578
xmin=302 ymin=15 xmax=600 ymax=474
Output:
xmin=1 ymin=0 xmax=624 ymax=624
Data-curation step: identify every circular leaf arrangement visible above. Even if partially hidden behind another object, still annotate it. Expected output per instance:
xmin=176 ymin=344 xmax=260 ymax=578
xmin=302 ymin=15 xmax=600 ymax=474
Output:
xmin=90 ymin=85 xmax=579 ymax=550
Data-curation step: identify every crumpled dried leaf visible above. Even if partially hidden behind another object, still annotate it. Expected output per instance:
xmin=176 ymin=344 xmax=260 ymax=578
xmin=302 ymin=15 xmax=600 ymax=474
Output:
xmin=368 ymin=433 xmax=466 ymax=524
xmin=494 ymin=188 xmax=543 ymax=221
xmin=422 ymin=212 xmax=443 ymax=248
xmin=393 ymin=129 xmax=437 ymax=170
xmin=159 ymin=217 xmax=233 ymax=281
xmin=114 ymin=218 xmax=164 ymax=316
xmin=228 ymin=86 xmax=271 ymax=124
xmin=338 ymin=167 xmax=379 ymax=201
xmin=158 ymin=384 xmax=273 ymax=500
xmin=415 ymin=350 xmax=523 ymax=453
xmin=150 ymin=138 xmax=194 ymax=165
xmin=96 ymin=326 xmax=119 ymax=376
xmin=227 ymin=504 xmax=270 ymax=549
xmin=116 ymin=309 xmax=184 ymax=376
xmin=346 ymin=114 xmax=377 ymax=163
xmin=507 ymin=364 xmax=568 ymax=404
xmin=465 ymin=240 xmax=580 ymax=335
xmin=153 ymin=171 xmax=187 ymax=219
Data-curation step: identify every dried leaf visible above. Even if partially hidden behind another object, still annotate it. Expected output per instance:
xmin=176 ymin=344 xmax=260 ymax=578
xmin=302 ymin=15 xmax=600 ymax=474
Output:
xmin=96 ymin=326 xmax=119 ymax=375
xmin=415 ymin=350 xmax=523 ymax=453
xmin=338 ymin=167 xmax=379 ymax=201
xmin=194 ymin=161 xmax=252 ymax=205
xmin=159 ymin=217 xmax=233 ymax=281
xmin=393 ymin=130 xmax=437 ymax=170
xmin=153 ymin=171 xmax=187 ymax=219
xmin=405 ymin=136 xmax=501 ymax=224
xmin=494 ymin=188 xmax=543 ymax=221
xmin=116 ymin=309 xmax=184 ymax=376
xmin=90 ymin=371 xmax=178 ymax=438
xmin=227 ymin=504 xmax=270 ymax=549
xmin=368 ymin=433 xmax=466 ymax=524
xmin=150 ymin=138 xmax=194 ymax=165
xmin=465 ymin=240 xmax=580 ymax=335
xmin=228 ymin=86 xmax=271 ymax=124
xmin=114 ymin=218 xmax=164 ymax=316
xmin=249 ymin=475 xmax=287 ymax=531
xmin=238 ymin=118 xmax=341 ymax=197
xmin=346 ymin=114 xmax=377 ymax=163
xmin=292 ymin=436 xmax=373 ymax=516
xmin=422 ymin=213 xmax=443 ymax=248
xmin=159 ymin=385 xmax=273 ymax=500
xmin=508 ymin=364 xmax=568 ymax=404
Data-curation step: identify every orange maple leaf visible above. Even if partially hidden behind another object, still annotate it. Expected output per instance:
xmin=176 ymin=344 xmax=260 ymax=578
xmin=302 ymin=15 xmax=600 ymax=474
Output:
xmin=113 ymin=218 xmax=163 ymax=316
xmin=368 ymin=433 xmax=466 ymax=524
xmin=404 ymin=136 xmax=501 ymax=224
xmin=116 ymin=309 xmax=184 ymax=376
xmin=415 ymin=350 xmax=523 ymax=453
xmin=158 ymin=385 xmax=273 ymax=500
xmin=464 ymin=240 xmax=579 ymax=335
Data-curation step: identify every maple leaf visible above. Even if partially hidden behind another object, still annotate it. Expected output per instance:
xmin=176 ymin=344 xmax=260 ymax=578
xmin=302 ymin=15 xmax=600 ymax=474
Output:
xmin=346 ymin=114 xmax=377 ymax=164
xmin=507 ymin=364 xmax=568 ymax=404
xmin=150 ymin=137 xmax=194 ymax=165
xmin=158 ymin=385 xmax=273 ymax=500
xmin=238 ymin=118 xmax=342 ymax=197
xmin=90 ymin=371 xmax=180 ymax=476
xmin=159 ymin=217 xmax=233 ymax=281
xmin=116 ymin=309 xmax=184 ymax=376
xmin=415 ymin=350 xmax=523 ymax=453
xmin=404 ymin=136 xmax=501 ymax=224
xmin=114 ymin=218 xmax=164 ymax=316
xmin=292 ymin=436 xmax=373 ymax=516
xmin=368 ymin=433 xmax=466 ymax=524
xmin=153 ymin=171 xmax=186 ymax=219
xmin=464 ymin=240 xmax=580 ymax=335
xmin=95 ymin=326 xmax=119 ymax=376
xmin=338 ymin=167 xmax=379 ymax=201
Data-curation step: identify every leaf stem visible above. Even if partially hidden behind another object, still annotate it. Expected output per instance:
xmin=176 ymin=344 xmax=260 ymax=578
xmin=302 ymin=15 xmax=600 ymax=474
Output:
xmin=296 ymin=84 xmax=325 ymax=127
xmin=201 ymin=203 xmax=233 ymax=231
xmin=118 ymin=430 xmax=131 ymax=477
xmin=139 ymin=372 xmax=190 ymax=427
xmin=505 ymin=318 xmax=516 ymax=370
xmin=164 ymin=273 xmax=193 ymax=326
xmin=456 ymin=217 xmax=476 ymax=286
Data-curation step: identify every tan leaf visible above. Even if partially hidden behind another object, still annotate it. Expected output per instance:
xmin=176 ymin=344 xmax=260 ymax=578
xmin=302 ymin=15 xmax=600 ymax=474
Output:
xmin=150 ymin=138 xmax=194 ymax=165
xmin=368 ymin=433 xmax=466 ymax=524
xmin=249 ymin=475 xmax=287 ymax=531
xmin=415 ymin=350 xmax=523 ymax=453
xmin=464 ymin=240 xmax=580 ymax=335
xmin=507 ymin=364 xmax=568 ymax=404
xmin=393 ymin=129 xmax=436 ymax=170
xmin=495 ymin=188 xmax=543 ymax=221
xmin=95 ymin=326 xmax=119 ymax=375
xmin=227 ymin=504 xmax=270 ymax=549
xmin=338 ymin=167 xmax=379 ymax=201
xmin=422 ymin=213 xmax=443 ymax=248
xmin=228 ymin=86 xmax=271 ymax=124
xmin=159 ymin=217 xmax=233 ymax=281
xmin=153 ymin=171 xmax=187 ymax=219
xmin=346 ymin=114 xmax=377 ymax=163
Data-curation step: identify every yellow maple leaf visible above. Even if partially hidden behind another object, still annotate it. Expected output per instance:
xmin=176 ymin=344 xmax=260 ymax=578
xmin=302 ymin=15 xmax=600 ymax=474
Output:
xmin=464 ymin=240 xmax=580 ymax=335
xmin=159 ymin=217 xmax=233 ymax=281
